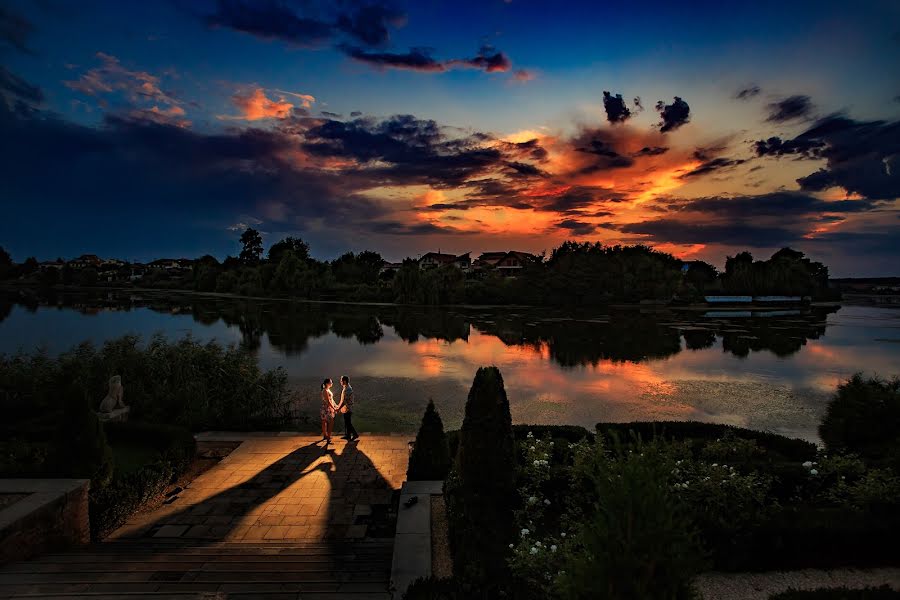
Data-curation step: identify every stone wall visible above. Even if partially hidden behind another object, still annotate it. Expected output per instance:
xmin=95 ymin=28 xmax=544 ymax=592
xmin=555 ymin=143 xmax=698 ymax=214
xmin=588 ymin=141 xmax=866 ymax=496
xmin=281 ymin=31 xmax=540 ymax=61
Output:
xmin=0 ymin=479 xmax=90 ymax=564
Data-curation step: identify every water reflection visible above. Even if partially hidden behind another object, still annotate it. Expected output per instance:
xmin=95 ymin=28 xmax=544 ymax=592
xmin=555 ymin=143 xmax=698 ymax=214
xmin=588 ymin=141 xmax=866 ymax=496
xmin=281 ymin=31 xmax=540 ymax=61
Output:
xmin=0 ymin=289 xmax=840 ymax=366
xmin=3 ymin=289 xmax=897 ymax=441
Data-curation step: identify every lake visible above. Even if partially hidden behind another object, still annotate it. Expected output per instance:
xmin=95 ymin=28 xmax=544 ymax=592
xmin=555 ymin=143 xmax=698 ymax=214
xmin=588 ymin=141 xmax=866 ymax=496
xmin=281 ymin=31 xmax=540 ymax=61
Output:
xmin=2 ymin=290 xmax=899 ymax=441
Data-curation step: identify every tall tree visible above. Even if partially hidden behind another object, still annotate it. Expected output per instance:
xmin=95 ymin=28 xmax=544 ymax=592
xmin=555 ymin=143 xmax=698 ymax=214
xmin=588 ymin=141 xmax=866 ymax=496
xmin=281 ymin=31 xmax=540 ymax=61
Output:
xmin=0 ymin=246 xmax=12 ymax=280
xmin=268 ymin=236 xmax=310 ymax=264
xmin=451 ymin=366 xmax=516 ymax=586
xmin=239 ymin=228 xmax=263 ymax=264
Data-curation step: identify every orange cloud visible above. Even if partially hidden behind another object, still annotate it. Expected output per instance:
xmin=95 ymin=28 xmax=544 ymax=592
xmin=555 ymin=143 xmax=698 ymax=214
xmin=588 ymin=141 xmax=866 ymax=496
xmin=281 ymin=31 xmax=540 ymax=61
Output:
xmin=220 ymin=88 xmax=314 ymax=121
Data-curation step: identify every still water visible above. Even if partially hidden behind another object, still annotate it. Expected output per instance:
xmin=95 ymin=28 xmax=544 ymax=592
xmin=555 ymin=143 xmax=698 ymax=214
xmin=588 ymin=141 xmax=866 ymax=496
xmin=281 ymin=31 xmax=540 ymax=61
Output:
xmin=2 ymin=290 xmax=899 ymax=440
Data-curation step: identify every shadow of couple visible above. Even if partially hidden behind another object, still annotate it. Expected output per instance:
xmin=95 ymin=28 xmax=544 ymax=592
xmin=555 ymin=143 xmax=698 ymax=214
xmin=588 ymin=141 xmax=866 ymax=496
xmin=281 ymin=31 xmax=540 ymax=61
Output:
xmin=126 ymin=438 xmax=396 ymax=545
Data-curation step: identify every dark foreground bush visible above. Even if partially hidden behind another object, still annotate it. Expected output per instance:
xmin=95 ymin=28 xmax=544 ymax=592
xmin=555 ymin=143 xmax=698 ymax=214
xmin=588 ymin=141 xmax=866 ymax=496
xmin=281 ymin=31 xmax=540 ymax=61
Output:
xmin=407 ymin=399 xmax=451 ymax=481
xmin=596 ymin=421 xmax=817 ymax=462
xmin=558 ymin=437 xmax=704 ymax=599
xmin=770 ymin=586 xmax=900 ymax=600
xmin=447 ymin=366 xmax=516 ymax=589
xmin=89 ymin=421 xmax=196 ymax=540
xmin=819 ymin=374 xmax=900 ymax=467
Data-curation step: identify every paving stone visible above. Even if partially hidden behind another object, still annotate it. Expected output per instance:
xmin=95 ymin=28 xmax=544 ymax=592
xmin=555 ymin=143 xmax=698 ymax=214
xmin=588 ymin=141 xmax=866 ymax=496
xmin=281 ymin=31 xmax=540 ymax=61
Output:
xmin=153 ymin=525 xmax=189 ymax=538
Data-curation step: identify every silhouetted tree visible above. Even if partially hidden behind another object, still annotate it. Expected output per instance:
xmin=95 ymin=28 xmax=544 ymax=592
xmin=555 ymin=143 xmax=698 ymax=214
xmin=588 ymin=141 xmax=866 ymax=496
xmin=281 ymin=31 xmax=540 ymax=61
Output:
xmin=192 ymin=255 xmax=220 ymax=292
xmin=0 ymin=246 xmax=12 ymax=279
xmin=684 ymin=260 xmax=718 ymax=295
xmin=268 ymin=236 xmax=309 ymax=264
xmin=21 ymin=256 xmax=39 ymax=276
xmin=239 ymin=228 xmax=263 ymax=264
xmin=450 ymin=366 xmax=516 ymax=586
xmin=393 ymin=258 xmax=423 ymax=303
xmin=407 ymin=399 xmax=451 ymax=480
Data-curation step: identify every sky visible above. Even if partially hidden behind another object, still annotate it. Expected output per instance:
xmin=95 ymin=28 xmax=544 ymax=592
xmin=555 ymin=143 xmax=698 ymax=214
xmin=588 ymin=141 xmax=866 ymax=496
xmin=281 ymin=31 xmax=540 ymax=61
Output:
xmin=1 ymin=0 xmax=899 ymax=276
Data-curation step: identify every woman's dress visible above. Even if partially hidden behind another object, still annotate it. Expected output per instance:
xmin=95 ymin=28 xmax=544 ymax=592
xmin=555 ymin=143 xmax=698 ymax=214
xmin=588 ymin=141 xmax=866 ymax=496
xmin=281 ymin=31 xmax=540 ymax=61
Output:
xmin=321 ymin=389 xmax=335 ymax=421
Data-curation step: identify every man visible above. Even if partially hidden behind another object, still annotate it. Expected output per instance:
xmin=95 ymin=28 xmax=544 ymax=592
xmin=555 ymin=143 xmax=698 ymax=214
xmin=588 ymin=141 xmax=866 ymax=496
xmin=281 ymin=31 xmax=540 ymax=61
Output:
xmin=337 ymin=375 xmax=359 ymax=441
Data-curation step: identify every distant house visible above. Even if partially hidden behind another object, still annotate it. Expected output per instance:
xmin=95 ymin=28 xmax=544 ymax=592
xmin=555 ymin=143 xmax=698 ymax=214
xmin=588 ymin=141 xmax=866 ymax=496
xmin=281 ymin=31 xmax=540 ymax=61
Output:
xmin=148 ymin=258 xmax=193 ymax=272
xmin=38 ymin=259 xmax=65 ymax=271
xmin=474 ymin=251 xmax=536 ymax=276
xmin=128 ymin=263 xmax=148 ymax=282
xmin=68 ymin=254 xmax=103 ymax=269
xmin=418 ymin=252 xmax=471 ymax=271
xmin=379 ymin=262 xmax=404 ymax=276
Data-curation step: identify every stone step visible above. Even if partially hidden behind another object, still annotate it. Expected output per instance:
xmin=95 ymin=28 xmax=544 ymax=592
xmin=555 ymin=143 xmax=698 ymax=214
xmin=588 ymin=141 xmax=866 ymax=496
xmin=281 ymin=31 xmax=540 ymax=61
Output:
xmin=16 ymin=555 xmax=391 ymax=566
xmin=0 ymin=579 xmax=391 ymax=593
xmin=0 ymin=540 xmax=393 ymax=599
xmin=0 ymin=592 xmax=390 ymax=600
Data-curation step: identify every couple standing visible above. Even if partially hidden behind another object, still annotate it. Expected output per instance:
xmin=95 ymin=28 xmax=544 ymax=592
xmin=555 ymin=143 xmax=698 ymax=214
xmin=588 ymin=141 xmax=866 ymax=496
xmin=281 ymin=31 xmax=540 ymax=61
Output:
xmin=320 ymin=375 xmax=359 ymax=443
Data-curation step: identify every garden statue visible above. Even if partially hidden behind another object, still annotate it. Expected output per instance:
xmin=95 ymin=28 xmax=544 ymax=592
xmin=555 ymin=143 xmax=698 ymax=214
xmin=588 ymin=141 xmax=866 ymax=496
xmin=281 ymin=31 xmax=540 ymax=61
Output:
xmin=98 ymin=375 xmax=126 ymax=413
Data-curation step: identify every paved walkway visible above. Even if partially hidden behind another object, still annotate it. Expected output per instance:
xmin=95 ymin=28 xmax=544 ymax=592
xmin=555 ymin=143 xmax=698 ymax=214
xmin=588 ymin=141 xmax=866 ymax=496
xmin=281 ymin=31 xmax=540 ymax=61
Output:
xmin=112 ymin=435 xmax=410 ymax=543
xmin=0 ymin=435 xmax=412 ymax=598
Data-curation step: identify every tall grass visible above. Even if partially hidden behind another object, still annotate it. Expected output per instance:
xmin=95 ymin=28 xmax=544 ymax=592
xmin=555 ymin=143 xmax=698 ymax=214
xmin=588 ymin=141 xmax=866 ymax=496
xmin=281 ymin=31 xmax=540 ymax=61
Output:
xmin=0 ymin=334 xmax=295 ymax=432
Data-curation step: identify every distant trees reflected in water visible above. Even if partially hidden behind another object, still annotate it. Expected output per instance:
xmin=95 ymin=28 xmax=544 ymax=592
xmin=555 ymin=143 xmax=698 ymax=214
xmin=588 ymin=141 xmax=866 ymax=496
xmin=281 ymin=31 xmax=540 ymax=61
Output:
xmin=0 ymin=291 xmax=838 ymax=366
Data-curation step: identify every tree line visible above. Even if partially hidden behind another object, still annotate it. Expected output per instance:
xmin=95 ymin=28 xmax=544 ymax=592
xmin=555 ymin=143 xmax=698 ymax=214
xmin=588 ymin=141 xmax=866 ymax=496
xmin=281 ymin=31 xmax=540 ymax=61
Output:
xmin=0 ymin=229 xmax=836 ymax=306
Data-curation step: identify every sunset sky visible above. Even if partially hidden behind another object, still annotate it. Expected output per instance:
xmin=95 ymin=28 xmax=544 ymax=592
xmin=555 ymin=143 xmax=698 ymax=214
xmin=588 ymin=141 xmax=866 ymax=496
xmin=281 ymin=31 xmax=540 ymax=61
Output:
xmin=2 ymin=0 xmax=899 ymax=276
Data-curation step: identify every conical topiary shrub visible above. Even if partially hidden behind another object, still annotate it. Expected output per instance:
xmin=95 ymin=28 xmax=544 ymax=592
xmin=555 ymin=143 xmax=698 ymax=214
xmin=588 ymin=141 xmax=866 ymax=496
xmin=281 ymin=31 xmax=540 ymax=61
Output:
xmin=448 ymin=366 xmax=516 ymax=587
xmin=408 ymin=399 xmax=451 ymax=481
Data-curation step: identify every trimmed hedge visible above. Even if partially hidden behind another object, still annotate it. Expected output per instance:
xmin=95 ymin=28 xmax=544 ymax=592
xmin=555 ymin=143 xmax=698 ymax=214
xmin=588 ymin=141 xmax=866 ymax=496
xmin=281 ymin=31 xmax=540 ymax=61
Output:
xmin=89 ymin=421 xmax=196 ymax=540
xmin=446 ymin=424 xmax=593 ymax=459
xmin=738 ymin=508 xmax=900 ymax=572
xmin=770 ymin=586 xmax=900 ymax=599
xmin=596 ymin=421 xmax=817 ymax=462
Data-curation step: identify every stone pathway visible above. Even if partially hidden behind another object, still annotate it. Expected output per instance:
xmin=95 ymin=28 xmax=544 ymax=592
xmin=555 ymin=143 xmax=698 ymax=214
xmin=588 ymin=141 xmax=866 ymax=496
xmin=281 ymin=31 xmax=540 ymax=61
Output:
xmin=0 ymin=434 xmax=411 ymax=599
xmin=113 ymin=434 xmax=409 ymax=543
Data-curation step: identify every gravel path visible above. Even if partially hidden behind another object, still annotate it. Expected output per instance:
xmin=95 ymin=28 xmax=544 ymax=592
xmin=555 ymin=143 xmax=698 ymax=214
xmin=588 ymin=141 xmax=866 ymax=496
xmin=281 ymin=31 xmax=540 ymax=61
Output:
xmin=696 ymin=568 xmax=900 ymax=599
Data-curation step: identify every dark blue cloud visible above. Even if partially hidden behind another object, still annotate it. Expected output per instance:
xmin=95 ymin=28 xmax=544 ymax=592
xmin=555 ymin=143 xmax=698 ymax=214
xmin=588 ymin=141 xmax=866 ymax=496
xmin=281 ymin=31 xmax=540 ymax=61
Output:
xmin=734 ymin=85 xmax=761 ymax=100
xmin=0 ymin=5 xmax=35 ymax=54
xmin=754 ymin=114 xmax=900 ymax=200
xmin=766 ymin=95 xmax=813 ymax=122
xmin=655 ymin=96 xmax=690 ymax=132
xmin=339 ymin=44 xmax=511 ymax=73
xmin=602 ymin=91 xmax=632 ymax=123
xmin=204 ymin=0 xmax=403 ymax=48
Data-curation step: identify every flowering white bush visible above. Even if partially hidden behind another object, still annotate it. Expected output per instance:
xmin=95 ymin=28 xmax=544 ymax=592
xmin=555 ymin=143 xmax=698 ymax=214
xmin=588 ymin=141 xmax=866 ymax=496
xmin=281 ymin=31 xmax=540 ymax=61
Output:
xmin=508 ymin=433 xmax=576 ymax=596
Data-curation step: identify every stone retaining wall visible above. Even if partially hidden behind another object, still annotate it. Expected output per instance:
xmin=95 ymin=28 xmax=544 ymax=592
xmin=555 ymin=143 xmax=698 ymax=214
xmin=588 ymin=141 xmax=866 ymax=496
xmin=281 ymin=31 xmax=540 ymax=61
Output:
xmin=0 ymin=479 xmax=90 ymax=564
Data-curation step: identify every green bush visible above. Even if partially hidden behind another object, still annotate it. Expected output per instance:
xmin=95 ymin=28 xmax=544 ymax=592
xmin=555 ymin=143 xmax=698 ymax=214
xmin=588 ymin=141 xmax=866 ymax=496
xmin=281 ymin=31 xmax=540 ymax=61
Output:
xmin=558 ymin=436 xmax=704 ymax=599
xmin=407 ymin=399 xmax=451 ymax=481
xmin=89 ymin=421 xmax=196 ymax=540
xmin=448 ymin=366 xmax=517 ymax=588
xmin=596 ymin=421 xmax=816 ymax=462
xmin=0 ymin=335 xmax=295 ymax=433
xmin=770 ymin=586 xmax=900 ymax=599
xmin=819 ymin=374 xmax=900 ymax=467
xmin=671 ymin=456 xmax=776 ymax=570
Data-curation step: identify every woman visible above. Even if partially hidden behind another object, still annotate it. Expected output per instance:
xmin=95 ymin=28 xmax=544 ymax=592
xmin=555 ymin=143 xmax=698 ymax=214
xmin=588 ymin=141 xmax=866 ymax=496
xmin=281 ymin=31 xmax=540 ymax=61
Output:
xmin=320 ymin=378 xmax=337 ymax=443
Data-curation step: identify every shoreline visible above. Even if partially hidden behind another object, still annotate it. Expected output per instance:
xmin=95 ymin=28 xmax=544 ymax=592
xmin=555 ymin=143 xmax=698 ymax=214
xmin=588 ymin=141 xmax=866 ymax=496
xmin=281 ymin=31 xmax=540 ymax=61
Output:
xmin=1 ymin=282 xmax=845 ymax=312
